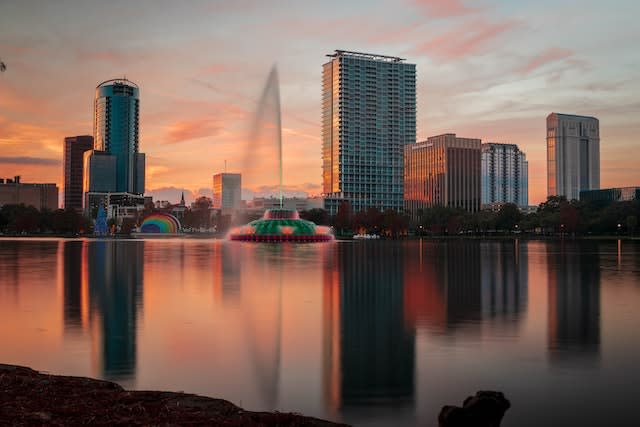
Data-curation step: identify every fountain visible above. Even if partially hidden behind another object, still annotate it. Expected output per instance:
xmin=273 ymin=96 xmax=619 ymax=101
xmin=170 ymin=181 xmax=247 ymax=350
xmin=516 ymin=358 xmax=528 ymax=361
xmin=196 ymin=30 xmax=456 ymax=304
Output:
xmin=229 ymin=66 xmax=333 ymax=242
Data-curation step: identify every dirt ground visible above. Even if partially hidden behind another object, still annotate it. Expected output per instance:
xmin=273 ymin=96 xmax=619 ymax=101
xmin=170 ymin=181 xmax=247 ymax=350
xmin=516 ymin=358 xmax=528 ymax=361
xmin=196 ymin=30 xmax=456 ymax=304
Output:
xmin=0 ymin=364 xmax=348 ymax=426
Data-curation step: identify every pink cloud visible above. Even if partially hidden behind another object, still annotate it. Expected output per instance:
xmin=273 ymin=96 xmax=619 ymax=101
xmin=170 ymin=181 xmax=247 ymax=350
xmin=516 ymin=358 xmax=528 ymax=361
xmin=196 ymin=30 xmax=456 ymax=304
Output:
xmin=518 ymin=47 xmax=574 ymax=74
xmin=412 ymin=0 xmax=477 ymax=18
xmin=411 ymin=19 xmax=518 ymax=60
xmin=368 ymin=22 xmax=424 ymax=44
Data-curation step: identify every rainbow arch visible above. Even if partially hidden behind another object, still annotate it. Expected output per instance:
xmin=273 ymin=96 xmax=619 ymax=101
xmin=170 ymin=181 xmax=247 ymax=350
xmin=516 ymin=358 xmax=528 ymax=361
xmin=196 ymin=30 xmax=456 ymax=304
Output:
xmin=140 ymin=212 xmax=181 ymax=234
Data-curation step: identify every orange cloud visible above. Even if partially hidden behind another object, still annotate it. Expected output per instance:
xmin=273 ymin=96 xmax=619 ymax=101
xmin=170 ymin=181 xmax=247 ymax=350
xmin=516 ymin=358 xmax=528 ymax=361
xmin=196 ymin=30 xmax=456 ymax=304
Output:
xmin=164 ymin=118 xmax=223 ymax=143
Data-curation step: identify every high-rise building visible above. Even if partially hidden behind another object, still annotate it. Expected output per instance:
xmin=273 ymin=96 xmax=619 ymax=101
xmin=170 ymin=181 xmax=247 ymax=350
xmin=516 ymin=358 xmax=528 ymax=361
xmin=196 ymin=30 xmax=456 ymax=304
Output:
xmin=404 ymin=134 xmax=481 ymax=217
xmin=322 ymin=50 xmax=416 ymax=215
xmin=212 ymin=173 xmax=241 ymax=211
xmin=547 ymin=113 xmax=600 ymax=200
xmin=64 ymin=135 xmax=93 ymax=210
xmin=481 ymin=143 xmax=528 ymax=208
xmin=93 ymin=79 xmax=145 ymax=194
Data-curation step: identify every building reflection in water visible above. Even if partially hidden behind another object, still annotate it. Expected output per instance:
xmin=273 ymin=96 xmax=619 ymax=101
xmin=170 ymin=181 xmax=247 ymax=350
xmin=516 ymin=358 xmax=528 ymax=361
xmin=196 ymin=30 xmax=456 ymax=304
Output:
xmin=63 ymin=240 xmax=144 ymax=381
xmin=480 ymin=241 xmax=528 ymax=324
xmin=404 ymin=240 xmax=527 ymax=333
xmin=323 ymin=242 xmax=415 ymax=415
xmin=211 ymin=242 xmax=242 ymax=303
xmin=547 ymin=241 xmax=601 ymax=364
xmin=62 ymin=241 xmax=84 ymax=331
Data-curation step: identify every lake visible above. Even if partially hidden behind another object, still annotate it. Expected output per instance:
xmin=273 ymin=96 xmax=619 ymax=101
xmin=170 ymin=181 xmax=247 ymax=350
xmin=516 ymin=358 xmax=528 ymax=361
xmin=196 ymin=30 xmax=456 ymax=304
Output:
xmin=1 ymin=238 xmax=639 ymax=426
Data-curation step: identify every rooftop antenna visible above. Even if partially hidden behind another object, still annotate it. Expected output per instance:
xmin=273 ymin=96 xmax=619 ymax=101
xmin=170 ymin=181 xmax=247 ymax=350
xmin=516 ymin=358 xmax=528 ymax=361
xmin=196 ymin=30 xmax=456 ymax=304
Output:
xmin=224 ymin=159 xmax=227 ymax=173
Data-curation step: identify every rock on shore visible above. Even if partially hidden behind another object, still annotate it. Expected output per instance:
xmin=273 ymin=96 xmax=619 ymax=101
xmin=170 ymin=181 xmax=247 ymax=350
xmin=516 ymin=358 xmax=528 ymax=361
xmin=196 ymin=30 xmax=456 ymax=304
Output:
xmin=0 ymin=364 xmax=348 ymax=426
xmin=439 ymin=391 xmax=511 ymax=427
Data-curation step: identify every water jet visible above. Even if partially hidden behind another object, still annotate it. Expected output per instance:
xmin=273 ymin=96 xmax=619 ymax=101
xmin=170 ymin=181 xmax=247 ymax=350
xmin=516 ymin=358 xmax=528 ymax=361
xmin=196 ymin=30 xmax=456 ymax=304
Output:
xmin=230 ymin=66 xmax=333 ymax=243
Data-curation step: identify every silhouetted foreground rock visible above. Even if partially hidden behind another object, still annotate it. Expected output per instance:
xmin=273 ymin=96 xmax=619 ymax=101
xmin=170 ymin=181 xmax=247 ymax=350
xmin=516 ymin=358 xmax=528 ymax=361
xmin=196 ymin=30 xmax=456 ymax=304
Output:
xmin=0 ymin=364 xmax=348 ymax=426
xmin=439 ymin=391 xmax=511 ymax=427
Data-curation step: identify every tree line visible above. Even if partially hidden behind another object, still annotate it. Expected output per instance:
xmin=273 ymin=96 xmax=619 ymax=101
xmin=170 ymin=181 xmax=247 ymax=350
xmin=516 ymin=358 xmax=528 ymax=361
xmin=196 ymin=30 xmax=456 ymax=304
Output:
xmin=2 ymin=195 xmax=638 ymax=237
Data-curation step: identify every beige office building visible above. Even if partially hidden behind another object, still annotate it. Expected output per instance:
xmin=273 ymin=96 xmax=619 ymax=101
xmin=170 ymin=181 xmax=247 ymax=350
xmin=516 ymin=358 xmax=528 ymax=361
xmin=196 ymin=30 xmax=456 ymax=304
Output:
xmin=547 ymin=113 xmax=600 ymax=200
xmin=212 ymin=173 xmax=241 ymax=211
xmin=404 ymin=134 xmax=481 ymax=216
xmin=0 ymin=176 xmax=58 ymax=210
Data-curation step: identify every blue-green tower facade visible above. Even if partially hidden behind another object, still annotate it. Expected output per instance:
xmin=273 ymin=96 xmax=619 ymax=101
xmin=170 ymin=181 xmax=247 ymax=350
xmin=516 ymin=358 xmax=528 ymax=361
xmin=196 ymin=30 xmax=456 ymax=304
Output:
xmin=94 ymin=79 xmax=145 ymax=194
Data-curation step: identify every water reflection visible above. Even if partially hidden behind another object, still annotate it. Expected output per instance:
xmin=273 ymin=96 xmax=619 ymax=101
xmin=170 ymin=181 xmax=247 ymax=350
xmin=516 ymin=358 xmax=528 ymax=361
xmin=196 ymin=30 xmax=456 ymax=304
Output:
xmin=62 ymin=241 xmax=83 ymax=330
xmin=3 ymin=238 xmax=640 ymax=427
xmin=65 ymin=240 xmax=144 ymax=380
xmin=547 ymin=242 xmax=601 ymax=364
xmin=324 ymin=242 xmax=415 ymax=413
xmin=480 ymin=241 xmax=528 ymax=324
xmin=404 ymin=241 xmax=527 ymax=333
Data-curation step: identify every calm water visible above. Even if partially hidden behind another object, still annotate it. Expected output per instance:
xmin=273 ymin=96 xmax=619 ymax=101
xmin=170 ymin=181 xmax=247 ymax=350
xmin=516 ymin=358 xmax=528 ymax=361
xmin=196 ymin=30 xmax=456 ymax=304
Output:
xmin=1 ymin=238 xmax=639 ymax=426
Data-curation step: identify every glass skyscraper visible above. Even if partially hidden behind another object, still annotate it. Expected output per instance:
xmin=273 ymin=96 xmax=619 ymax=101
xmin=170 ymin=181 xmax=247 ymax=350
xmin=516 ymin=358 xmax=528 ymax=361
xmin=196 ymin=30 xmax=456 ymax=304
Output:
xmin=93 ymin=79 xmax=145 ymax=194
xmin=481 ymin=143 xmax=528 ymax=208
xmin=547 ymin=113 xmax=599 ymax=201
xmin=322 ymin=50 xmax=416 ymax=215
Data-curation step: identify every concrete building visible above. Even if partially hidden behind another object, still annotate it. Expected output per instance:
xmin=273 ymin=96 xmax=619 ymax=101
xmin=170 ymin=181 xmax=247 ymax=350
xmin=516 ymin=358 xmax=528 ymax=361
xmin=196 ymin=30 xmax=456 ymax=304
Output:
xmin=212 ymin=173 xmax=241 ymax=211
xmin=64 ymin=135 xmax=93 ymax=210
xmin=481 ymin=143 xmax=528 ymax=208
xmin=93 ymin=78 xmax=145 ymax=194
xmin=84 ymin=192 xmax=145 ymax=220
xmin=0 ymin=176 xmax=58 ymax=210
xmin=322 ymin=50 xmax=416 ymax=215
xmin=547 ymin=113 xmax=600 ymax=200
xmin=404 ymin=134 xmax=481 ymax=217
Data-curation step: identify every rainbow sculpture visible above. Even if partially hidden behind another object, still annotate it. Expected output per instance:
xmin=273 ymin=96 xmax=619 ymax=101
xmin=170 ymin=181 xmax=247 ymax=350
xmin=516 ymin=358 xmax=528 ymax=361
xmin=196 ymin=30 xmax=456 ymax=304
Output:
xmin=140 ymin=212 xmax=181 ymax=234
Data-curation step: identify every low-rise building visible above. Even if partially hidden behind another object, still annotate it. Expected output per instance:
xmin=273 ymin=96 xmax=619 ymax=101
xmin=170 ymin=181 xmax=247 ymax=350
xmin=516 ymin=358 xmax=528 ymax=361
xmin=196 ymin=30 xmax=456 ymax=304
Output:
xmin=580 ymin=187 xmax=640 ymax=204
xmin=84 ymin=192 xmax=145 ymax=221
xmin=0 ymin=176 xmax=58 ymax=210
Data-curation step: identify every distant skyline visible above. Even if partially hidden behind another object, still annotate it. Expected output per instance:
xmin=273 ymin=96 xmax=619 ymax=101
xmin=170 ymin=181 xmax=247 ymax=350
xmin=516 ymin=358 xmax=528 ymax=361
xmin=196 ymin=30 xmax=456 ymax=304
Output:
xmin=1 ymin=0 xmax=640 ymax=205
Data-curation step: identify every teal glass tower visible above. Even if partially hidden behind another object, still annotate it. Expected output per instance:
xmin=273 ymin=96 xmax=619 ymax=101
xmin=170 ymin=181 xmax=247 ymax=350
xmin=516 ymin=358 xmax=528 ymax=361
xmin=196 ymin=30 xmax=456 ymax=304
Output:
xmin=94 ymin=79 xmax=145 ymax=194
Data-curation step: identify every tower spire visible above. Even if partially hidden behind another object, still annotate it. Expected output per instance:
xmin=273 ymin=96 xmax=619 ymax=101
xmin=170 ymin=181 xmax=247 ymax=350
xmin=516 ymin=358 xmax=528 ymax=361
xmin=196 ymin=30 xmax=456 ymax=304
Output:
xmin=180 ymin=191 xmax=185 ymax=205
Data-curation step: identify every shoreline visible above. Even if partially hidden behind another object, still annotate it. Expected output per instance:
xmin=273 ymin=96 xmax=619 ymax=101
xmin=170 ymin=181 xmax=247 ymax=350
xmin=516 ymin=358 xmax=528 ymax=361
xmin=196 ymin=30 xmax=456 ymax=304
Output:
xmin=2 ymin=233 xmax=639 ymax=241
xmin=0 ymin=363 xmax=346 ymax=426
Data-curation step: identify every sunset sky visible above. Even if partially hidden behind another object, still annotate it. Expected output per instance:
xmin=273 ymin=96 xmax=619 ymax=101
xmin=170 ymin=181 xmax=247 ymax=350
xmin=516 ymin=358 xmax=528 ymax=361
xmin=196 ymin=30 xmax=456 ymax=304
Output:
xmin=1 ymin=0 xmax=639 ymax=206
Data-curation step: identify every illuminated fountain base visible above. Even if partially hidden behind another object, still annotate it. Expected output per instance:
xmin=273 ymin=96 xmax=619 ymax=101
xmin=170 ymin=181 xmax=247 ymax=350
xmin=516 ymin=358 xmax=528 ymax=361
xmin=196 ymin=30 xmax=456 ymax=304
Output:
xmin=229 ymin=209 xmax=334 ymax=242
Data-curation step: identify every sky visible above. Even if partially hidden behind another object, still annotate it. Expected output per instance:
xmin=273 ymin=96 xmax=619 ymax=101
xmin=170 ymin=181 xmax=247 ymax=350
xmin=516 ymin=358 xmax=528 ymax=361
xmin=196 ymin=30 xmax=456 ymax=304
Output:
xmin=1 ymin=0 xmax=639 ymax=206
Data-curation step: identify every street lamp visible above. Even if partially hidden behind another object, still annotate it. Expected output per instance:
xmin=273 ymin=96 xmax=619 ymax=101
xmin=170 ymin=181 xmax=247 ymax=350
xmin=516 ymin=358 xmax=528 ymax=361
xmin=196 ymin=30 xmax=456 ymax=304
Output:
xmin=618 ymin=223 xmax=622 ymax=235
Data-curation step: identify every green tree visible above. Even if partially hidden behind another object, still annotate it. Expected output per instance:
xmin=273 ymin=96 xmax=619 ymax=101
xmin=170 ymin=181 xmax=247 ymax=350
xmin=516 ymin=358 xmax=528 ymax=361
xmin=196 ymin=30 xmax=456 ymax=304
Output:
xmin=495 ymin=203 xmax=522 ymax=231
xmin=627 ymin=215 xmax=638 ymax=236
xmin=300 ymin=208 xmax=330 ymax=225
xmin=334 ymin=202 xmax=352 ymax=234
